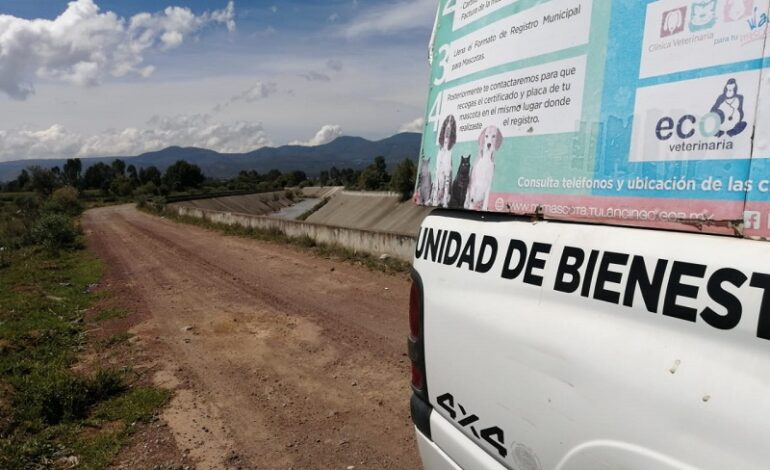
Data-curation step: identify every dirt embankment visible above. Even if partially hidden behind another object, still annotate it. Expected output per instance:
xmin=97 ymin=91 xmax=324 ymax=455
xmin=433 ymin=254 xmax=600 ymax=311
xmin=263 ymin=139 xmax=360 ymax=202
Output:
xmin=83 ymin=205 xmax=419 ymax=469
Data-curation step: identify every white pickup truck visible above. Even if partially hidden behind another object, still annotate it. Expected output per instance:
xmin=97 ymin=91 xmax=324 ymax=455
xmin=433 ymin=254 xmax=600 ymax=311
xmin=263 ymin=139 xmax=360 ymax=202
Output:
xmin=409 ymin=1 xmax=770 ymax=469
xmin=409 ymin=212 xmax=770 ymax=469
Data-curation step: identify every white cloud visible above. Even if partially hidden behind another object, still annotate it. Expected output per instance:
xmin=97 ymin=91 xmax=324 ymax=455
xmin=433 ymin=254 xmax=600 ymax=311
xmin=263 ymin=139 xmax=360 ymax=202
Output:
xmin=233 ymin=81 xmax=279 ymax=103
xmin=0 ymin=114 xmax=272 ymax=159
xmin=213 ymin=81 xmax=278 ymax=112
xmin=0 ymin=0 xmax=235 ymax=100
xmin=211 ymin=1 xmax=236 ymax=32
xmin=290 ymin=125 xmax=342 ymax=146
xmin=328 ymin=12 xmax=340 ymax=23
xmin=340 ymin=0 xmax=435 ymax=38
xmin=398 ymin=117 xmax=425 ymax=133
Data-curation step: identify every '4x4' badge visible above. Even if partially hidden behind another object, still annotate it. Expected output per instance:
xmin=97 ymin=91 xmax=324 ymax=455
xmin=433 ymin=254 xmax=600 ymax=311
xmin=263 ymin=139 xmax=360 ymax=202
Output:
xmin=436 ymin=392 xmax=507 ymax=459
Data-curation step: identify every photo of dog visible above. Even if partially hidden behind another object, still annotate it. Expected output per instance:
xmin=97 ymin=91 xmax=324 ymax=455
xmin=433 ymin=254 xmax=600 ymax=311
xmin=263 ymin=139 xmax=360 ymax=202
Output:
xmin=431 ymin=115 xmax=456 ymax=207
xmin=465 ymin=125 xmax=503 ymax=211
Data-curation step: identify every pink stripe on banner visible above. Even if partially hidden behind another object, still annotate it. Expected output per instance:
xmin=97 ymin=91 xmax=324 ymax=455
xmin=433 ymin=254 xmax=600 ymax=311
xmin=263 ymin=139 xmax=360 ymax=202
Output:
xmin=484 ymin=193 xmax=744 ymax=236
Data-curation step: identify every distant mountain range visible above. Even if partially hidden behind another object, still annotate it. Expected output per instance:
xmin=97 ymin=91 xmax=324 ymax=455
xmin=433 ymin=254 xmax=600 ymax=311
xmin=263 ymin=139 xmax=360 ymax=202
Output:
xmin=0 ymin=132 xmax=423 ymax=182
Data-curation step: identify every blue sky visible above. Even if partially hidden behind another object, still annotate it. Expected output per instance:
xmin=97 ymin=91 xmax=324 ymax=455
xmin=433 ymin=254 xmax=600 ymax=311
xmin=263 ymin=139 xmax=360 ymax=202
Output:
xmin=0 ymin=0 xmax=435 ymax=160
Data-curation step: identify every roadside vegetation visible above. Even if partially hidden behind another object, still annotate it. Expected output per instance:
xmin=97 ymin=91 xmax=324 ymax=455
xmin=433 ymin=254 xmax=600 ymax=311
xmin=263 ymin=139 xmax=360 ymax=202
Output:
xmin=0 ymin=189 xmax=169 ymax=469
xmin=145 ymin=205 xmax=411 ymax=274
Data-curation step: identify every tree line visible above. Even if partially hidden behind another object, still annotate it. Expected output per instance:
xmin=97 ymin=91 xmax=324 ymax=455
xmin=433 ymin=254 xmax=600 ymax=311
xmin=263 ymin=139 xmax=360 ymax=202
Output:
xmin=1 ymin=155 xmax=417 ymax=199
xmin=231 ymin=156 xmax=416 ymax=197
xmin=1 ymin=158 xmax=206 ymax=197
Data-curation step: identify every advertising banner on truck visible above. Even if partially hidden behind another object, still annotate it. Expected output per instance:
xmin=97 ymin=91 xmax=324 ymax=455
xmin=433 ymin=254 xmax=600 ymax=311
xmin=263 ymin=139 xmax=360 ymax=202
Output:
xmin=416 ymin=0 xmax=770 ymax=237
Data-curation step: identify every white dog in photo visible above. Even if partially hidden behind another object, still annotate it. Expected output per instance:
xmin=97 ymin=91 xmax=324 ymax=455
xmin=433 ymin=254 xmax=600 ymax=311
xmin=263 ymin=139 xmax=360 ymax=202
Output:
xmin=465 ymin=125 xmax=503 ymax=211
xmin=431 ymin=115 xmax=456 ymax=207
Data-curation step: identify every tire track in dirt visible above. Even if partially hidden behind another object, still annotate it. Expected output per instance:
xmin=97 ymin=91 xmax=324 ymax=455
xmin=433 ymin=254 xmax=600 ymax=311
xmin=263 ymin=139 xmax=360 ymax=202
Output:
xmin=83 ymin=205 xmax=419 ymax=470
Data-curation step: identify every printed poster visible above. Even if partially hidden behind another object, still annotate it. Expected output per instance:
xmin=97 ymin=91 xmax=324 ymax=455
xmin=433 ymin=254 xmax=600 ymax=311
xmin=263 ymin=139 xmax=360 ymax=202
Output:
xmin=416 ymin=0 xmax=770 ymax=237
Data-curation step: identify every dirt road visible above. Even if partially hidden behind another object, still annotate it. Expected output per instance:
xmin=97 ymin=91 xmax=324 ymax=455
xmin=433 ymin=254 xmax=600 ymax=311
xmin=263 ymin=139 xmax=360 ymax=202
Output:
xmin=83 ymin=205 xmax=419 ymax=469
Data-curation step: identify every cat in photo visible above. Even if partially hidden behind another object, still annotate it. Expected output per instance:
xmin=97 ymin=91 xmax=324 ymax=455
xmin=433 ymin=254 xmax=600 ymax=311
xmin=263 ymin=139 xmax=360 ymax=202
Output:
xmin=416 ymin=157 xmax=433 ymax=204
xmin=449 ymin=155 xmax=471 ymax=209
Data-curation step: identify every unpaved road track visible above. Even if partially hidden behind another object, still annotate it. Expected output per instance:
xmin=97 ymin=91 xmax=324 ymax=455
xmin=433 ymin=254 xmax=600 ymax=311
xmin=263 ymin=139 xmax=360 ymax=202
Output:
xmin=83 ymin=205 xmax=419 ymax=469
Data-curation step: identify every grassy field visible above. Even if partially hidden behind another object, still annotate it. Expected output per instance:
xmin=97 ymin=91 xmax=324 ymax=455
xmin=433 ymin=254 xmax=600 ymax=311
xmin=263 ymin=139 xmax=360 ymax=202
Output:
xmin=0 ymin=193 xmax=169 ymax=469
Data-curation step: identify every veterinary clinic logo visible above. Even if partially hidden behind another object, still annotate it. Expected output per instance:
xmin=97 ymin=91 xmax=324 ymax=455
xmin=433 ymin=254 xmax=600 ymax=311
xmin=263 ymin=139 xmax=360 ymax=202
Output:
xmin=654 ymin=78 xmax=747 ymax=149
xmin=689 ymin=0 xmax=718 ymax=31
xmin=724 ymin=0 xmax=753 ymax=22
xmin=661 ymin=6 xmax=687 ymax=37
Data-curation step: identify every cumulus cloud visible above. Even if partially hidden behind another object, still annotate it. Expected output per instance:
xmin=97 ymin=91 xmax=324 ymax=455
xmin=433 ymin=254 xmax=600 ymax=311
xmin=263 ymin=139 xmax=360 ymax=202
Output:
xmin=239 ymin=82 xmax=278 ymax=102
xmin=0 ymin=0 xmax=235 ymax=100
xmin=399 ymin=117 xmax=425 ymax=133
xmin=290 ymin=125 xmax=342 ymax=147
xmin=0 ymin=114 xmax=272 ymax=160
xmin=340 ymin=0 xmax=435 ymax=37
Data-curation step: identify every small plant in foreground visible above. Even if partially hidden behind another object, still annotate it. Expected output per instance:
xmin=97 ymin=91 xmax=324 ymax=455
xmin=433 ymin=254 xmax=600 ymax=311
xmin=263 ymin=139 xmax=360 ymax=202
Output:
xmin=30 ymin=213 xmax=79 ymax=252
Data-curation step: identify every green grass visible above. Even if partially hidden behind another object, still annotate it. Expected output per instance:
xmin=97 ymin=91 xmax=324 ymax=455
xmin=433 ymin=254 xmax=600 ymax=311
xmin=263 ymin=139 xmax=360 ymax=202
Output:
xmin=95 ymin=307 xmax=130 ymax=322
xmin=90 ymin=387 xmax=170 ymax=424
xmin=145 ymin=206 xmax=411 ymax=273
xmin=0 ymin=192 xmax=35 ymax=203
xmin=0 ymin=246 xmax=168 ymax=469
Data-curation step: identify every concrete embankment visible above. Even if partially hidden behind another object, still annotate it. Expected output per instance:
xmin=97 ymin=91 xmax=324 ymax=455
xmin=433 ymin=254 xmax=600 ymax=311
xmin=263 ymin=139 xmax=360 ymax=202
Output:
xmin=171 ymin=205 xmax=419 ymax=261
xmin=168 ymin=191 xmax=297 ymax=215
xmin=305 ymin=191 xmax=431 ymax=235
xmin=168 ymin=188 xmax=432 ymax=261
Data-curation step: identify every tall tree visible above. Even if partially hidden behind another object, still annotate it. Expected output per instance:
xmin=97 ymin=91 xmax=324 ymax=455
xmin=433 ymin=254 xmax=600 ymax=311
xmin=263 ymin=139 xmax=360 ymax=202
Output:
xmin=62 ymin=158 xmax=82 ymax=187
xmin=28 ymin=166 xmax=58 ymax=196
xmin=16 ymin=169 xmax=30 ymax=190
xmin=357 ymin=156 xmax=390 ymax=191
xmin=389 ymin=158 xmax=417 ymax=200
xmin=139 ymin=166 xmax=162 ymax=186
xmin=111 ymin=159 xmax=126 ymax=176
xmin=83 ymin=162 xmax=115 ymax=190
xmin=163 ymin=160 xmax=205 ymax=191
xmin=126 ymin=164 xmax=140 ymax=186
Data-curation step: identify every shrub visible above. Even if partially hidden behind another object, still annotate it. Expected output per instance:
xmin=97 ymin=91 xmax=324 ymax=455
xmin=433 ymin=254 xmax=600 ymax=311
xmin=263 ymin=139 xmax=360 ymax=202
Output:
xmin=0 ymin=245 xmax=8 ymax=268
xmin=134 ymin=195 xmax=148 ymax=209
xmin=46 ymin=186 xmax=82 ymax=216
xmin=14 ymin=195 xmax=41 ymax=227
xmin=109 ymin=176 xmax=134 ymax=197
xmin=30 ymin=214 xmax=79 ymax=252
xmin=13 ymin=369 xmax=126 ymax=425
xmin=0 ymin=218 xmax=27 ymax=249
xmin=133 ymin=182 xmax=158 ymax=197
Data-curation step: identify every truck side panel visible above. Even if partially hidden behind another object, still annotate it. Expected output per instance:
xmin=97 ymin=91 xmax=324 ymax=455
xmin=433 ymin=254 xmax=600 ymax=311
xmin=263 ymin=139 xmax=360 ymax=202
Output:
xmin=414 ymin=212 xmax=770 ymax=470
